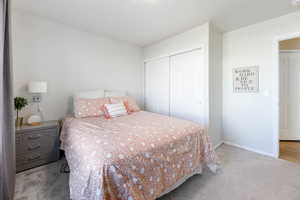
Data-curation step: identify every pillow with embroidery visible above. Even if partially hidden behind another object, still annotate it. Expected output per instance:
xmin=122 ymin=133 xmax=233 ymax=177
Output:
xmin=110 ymin=96 xmax=140 ymax=113
xmin=101 ymin=103 xmax=128 ymax=119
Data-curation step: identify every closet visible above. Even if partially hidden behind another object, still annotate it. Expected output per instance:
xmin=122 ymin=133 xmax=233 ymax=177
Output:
xmin=145 ymin=57 xmax=170 ymax=116
xmin=143 ymin=22 xmax=222 ymax=146
xmin=144 ymin=48 xmax=206 ymax=125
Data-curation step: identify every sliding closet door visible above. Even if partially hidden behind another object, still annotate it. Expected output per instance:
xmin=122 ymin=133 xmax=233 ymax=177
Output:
xmin=170 ymin=49 xmax=205 ymax=123
xmin=145 ymin=58 xmax=170 ymax=115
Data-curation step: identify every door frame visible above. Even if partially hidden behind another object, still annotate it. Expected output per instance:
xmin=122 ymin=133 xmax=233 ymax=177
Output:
xmin=273 ymin=32 xmax=300 ymax=158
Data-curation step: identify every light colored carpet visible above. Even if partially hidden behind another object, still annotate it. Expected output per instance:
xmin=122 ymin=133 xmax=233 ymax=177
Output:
xmin=15 ymin=144 xmax=300 ymax=200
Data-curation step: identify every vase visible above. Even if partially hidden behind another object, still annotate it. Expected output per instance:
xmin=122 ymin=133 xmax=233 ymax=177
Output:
xmin=15 ymin=117 xmax=23 ymax=128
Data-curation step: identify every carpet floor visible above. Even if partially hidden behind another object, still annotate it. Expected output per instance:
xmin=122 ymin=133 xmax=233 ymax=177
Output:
xmin=15 ymin=144 xmax=300 ymax=200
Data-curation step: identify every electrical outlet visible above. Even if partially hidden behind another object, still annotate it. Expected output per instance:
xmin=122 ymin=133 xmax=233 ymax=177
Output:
xmin=32 ymin=96 xmax=41 ymax=102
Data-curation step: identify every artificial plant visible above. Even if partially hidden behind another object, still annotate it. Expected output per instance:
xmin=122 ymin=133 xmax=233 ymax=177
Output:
xmin=14 ymin=97 xmax=28 ymax=120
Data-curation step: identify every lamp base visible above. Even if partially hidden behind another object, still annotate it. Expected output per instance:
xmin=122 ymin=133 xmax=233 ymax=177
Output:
xmin=27 ymin=115 xmax=42 ymax=126
xmin=28 ymin=122 xmax=42 ymax=126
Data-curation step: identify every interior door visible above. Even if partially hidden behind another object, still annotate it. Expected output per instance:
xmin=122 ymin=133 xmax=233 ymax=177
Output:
xmin=280 ymin=52 xmax=300 ymax=140
xmin=144 ymin=58 xmax=170 ymax=115
xmin=170 ymin=49 xmax=205 ymax=124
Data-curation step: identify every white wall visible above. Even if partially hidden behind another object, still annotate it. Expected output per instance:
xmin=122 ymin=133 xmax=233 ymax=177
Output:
xmin=12 ymin=10 xmax=143 ymax=121
xmin=143 ymin=23 xmax=223 ymax=147
xmin=143 ymin=23 xmax=209 ymax=60
xmin=223 ymin=11 xmax=300 ymax=156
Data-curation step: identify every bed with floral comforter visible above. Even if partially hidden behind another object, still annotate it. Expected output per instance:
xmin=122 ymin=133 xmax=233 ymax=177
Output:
xmin=61 ymin=111 xmax=219 ymax=200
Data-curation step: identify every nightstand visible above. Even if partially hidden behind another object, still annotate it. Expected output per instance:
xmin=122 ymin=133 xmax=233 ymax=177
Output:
xmin=16 ymin=121 xmax=60 ymax=173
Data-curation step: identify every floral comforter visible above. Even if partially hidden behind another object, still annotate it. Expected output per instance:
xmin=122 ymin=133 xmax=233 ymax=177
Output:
xmin=61 ymin=111 xmax=219 ymax=200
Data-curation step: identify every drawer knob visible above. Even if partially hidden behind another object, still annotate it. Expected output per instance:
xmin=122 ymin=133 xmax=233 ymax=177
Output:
xmin=28 ymin=135 xmax=41 ymax=140
xmin=28 ymin=155 xmax=41 ymax=161
xmin=28 ymin=145 xmax=41 ymax=151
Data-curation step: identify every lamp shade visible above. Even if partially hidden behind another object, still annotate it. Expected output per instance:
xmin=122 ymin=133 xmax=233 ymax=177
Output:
xmin=28 ymin=81 xmax=47 ymax=93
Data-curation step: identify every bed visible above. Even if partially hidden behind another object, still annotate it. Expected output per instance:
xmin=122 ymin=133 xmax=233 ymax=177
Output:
xmin=60 ymin=90 xmax=219 ymax=200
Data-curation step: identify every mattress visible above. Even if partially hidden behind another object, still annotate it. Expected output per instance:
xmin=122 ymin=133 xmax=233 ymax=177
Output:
xmin=61 ymin=111 xmax=219 ymax=200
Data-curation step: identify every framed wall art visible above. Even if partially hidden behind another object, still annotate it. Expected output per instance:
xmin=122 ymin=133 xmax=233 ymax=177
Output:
xmin=233 ymin=66 xmax=259 ymax=93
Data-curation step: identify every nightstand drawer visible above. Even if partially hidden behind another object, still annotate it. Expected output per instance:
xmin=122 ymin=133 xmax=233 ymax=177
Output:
xmin=16 ymin=128 xmax=58 ymax=155
xmin=16 ymin=152 xmax=59 ymax=172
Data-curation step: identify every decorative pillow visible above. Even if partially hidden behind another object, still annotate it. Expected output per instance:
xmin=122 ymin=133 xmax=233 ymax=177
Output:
xmin=102 ymin=103 xmax=128 ymax=118
xmin=74 ymin=97 xmax=110 ymax=118
xmin=101 ymin=105 xmax=111 ymax=119
xmin=110 ymin=96 xmax=140 ymax=113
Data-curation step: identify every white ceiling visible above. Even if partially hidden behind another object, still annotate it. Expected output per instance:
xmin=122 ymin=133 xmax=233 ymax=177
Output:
xmin=12 ymin=0 xmax=300 ymax=46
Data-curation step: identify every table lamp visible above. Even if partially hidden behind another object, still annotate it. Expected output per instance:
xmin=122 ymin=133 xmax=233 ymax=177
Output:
xmin=28 ymin=81 xmax=47 ymax=125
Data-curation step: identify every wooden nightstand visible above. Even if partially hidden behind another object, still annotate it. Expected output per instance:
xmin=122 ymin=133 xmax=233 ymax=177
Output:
xmin=15 ymin=121 xmax=60 ymax=173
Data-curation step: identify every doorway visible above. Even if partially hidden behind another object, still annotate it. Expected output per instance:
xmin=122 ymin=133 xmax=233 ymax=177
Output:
xmin=279 ymin=37 xmax=300 ymax=164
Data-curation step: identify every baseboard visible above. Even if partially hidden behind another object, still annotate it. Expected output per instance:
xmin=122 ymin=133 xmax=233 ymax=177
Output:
xmin=214 ymin=141 xmax=224 ymax=150
xmin=223 ymin=141 xmax=275 ymax=158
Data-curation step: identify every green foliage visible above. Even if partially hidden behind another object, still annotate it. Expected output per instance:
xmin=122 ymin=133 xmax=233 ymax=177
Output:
xmin=14 ymin=97 xmax=28 ymax=111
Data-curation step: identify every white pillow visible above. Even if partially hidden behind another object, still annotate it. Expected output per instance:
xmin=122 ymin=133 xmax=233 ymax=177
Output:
xmin=104 ymin=103 xmax=128 ymax=118
xmin=75 ymin=89 xmax=105 ymax=99
xmin=104 ymin=90 xmax=127 ymax=97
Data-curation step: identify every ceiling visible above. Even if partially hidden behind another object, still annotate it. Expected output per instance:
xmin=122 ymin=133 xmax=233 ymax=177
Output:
xmin=12 ymin=0 xmax=300 ymax=46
